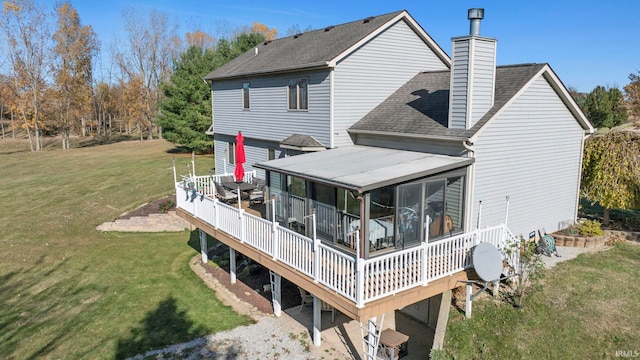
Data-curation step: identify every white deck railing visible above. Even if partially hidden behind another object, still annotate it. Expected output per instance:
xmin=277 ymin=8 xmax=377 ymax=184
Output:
xmin=177 ymin=181 xmax=520 ymax=308
xmin=180 ymin=171 xmax=258 ymax=199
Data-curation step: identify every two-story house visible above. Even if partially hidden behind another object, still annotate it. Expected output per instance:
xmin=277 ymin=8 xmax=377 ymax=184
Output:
xmin=205 ymin=10 xmax=450 ymax=171
xmin=178 ymin=8 xmax=593 ymax=355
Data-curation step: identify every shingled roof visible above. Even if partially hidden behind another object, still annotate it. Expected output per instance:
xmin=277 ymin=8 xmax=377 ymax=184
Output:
xmin=204 ymin=10 xmax=448 ymax=81
xmin=349 ymin=63 xmax=547 ymax=140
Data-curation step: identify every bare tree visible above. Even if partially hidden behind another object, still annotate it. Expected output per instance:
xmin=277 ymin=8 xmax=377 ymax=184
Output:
xmin=116 ymin=7 xmax=179 ymax=140
xmin=0 ymin=0 xmax=52 ymax=151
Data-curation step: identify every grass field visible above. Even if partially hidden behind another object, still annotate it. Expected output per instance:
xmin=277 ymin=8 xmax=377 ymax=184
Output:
xmin=0 ymin=139 xmax=251 ymax=359
xmin=443 ymin=242 xmax=640 ymax=359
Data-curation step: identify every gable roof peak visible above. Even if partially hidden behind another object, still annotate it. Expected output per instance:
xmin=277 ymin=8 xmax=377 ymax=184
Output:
xmin=204 ymin=9 xmax=451 ymax=81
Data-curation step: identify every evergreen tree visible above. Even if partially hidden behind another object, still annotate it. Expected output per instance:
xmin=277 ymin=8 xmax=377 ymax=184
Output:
xmin=157 ymin=45 xmax=216 ymax=153
xmin=156 ymin=32 xmax=265 ymax=152
xmin=582 ymin=85 xmax=626 ymax=128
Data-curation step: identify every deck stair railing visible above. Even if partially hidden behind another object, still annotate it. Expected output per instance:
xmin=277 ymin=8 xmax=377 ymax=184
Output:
xmin=177 ymin=180 xmax=520 ymax=307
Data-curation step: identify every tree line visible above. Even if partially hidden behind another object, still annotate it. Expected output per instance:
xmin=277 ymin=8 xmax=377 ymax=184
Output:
xmin=0 ymin=0 xmax=277 ymax=151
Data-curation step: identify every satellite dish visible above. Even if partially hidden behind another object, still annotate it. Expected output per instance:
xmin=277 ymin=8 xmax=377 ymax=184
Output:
xmin=471 ymin=242 xmax=503 ymax=282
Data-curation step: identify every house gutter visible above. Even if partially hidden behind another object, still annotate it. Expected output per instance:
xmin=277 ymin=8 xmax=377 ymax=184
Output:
xmin=205 ymin=62 xmax=331 ymax=81
xmin=348 ymin=128 xmax=468 ymax=142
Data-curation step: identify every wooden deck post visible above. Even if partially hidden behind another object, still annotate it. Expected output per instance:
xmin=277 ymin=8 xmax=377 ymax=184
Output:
xmin=230 ymin=248 xmax=236 ymax=284
xmin=432 ymin=290 xmax=452 ymax=350
xmin=313 ymin=296 xmax=322 ymax=346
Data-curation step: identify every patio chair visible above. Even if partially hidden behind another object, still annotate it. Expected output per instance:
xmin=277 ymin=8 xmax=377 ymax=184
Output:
xmin=321 ymin=300 xmax=336 ymax=323
xmin=214 ymin=182 xmax=237 ymax=203
xmin=249 ymin=178 xmax=266 ymax=205
xmin=298 ymin=287 xmax=314 ymax=310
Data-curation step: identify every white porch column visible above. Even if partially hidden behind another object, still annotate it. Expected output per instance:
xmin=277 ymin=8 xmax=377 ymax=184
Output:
xmin=313 ymin=296 xmax=322 ymax=347
xmin=199 ymin=229 xmax=208 ymax=263
xmin=229 ymin=248 xmax=236 ymax=284
xmin=465 ymin=283 xmax=473 ymax=318
xmin=269 ymin=271 xmax=282 ymax=317
xmin=367 ymin=316 xmax=377 ymax=357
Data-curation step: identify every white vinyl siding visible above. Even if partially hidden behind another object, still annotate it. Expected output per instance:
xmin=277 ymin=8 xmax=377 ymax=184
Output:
xmin=471 ymin=76 xmax=584 ymax=237
xmin=213 ymin=70 xmax=330 ymax=145
xmin=333 ymin=19 xmax=449 ymax=148
xmin=449 ymin=37 xmax=496 ymax=129
xmin=449 ymin=40 xmax=469 ymax=129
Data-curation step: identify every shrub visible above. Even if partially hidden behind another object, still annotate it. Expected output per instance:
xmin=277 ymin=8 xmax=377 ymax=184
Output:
xmin=159 ymin=199 xmax=175 ymax=213
xmin=563 ymin=225 xmax=580 ymax=235
xmin=578 ymin=219 xmax=604 ymax=236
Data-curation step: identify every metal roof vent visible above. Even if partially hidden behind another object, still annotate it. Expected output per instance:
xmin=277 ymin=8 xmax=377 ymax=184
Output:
xmin=263 ymin=40 xmax=272 ymax=45
xmin=468 ymin=8 xmax=484 ymax=36
xmin=363 ymin=16 xmax=375 ymax=24
xmin=324 ymin=25 xmax=335 ymax=32
xmin=293 ymin=33 xmax=303 ymax=39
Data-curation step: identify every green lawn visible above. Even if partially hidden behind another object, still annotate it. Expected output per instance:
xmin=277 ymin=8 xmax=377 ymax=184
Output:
xmin=0 ymin=139 xmax=251 ymax=359
xmin=443 ymin=243 xmax=640 ymax=359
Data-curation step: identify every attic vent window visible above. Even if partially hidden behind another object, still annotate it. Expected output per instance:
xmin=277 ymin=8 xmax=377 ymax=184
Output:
xmin=324 ymin=26 xmax=335 ymax=32
xmin=363 ymin=16 xmax=375 ymax=23
xmin=293 ymin=33 xmax=303 ymax=38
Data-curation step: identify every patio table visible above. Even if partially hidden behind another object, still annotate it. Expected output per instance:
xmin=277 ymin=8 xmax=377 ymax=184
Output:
xmin=222 ymin=181 xmax=258 ymax=200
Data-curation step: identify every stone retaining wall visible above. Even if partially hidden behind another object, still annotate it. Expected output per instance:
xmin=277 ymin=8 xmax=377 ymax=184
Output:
xmin=551 ymin=230 xmax=640 ymax=248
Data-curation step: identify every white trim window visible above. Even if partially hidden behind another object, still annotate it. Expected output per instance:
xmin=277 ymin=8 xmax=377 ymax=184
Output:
xmin=287 ymin=78 xmax=308 ymax=110
xmin=242 ymin=82 xmax=250 ymax=109
xmin=228 ymin=143 xmax=236 ymax=165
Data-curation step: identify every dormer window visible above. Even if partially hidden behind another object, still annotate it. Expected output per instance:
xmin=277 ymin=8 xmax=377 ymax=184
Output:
xmin=288 ymin=78 xmax=308 ymax=110
xmin=242 ymin=82 xmax=250 ymax=109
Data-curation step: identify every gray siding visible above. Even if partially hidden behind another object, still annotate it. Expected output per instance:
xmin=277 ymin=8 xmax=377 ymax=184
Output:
xmin=333 ymin=19 xmax=449 ymax=148
xmin=449 ymin=40 xmax=469 ymax=129
xmin=449 ymin=37 xmax=496 ymax=129
xmin=214 ymin=134 xmax=286 ymax=179
xmin=213 ymin=69 xmax=331 ymax=144
xmin=471 ymin=76 xmax=584 ymax=237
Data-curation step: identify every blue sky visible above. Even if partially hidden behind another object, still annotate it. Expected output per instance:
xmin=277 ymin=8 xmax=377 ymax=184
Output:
xmin=61 ymin=1 xmax=640 ymax=92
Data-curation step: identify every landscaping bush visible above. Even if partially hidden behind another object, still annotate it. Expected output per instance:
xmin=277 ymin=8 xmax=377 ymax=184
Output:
xmin=578 ymin=219 xmax=604 ymax=236
xmin=159 ymin=199 xmax=175 ymax=213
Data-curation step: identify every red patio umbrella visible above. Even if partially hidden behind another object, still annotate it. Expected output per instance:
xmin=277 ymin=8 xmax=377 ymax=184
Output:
xmin=234 ymin=131 xmax=246 ymax=183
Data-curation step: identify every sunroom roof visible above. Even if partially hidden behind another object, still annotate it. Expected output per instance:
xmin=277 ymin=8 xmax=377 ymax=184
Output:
xmin=254 ymin=145 xmax=473 ymax=193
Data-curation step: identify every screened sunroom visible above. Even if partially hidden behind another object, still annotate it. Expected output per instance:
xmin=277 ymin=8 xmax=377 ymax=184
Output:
xmin=255 ymin=146 xmax=473 ymax=259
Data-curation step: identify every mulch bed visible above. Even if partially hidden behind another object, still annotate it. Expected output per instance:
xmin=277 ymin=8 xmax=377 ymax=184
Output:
xmin=119 ymin=195 xmax=176 ymax=219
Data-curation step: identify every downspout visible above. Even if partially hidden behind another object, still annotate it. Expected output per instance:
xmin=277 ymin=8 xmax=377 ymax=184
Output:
xmin=329 ymin=69 xmax=335 ymax=148
xmin=205 ymin=78 xmax=216 ymax=171
xmin=574 ymin=131 xmax=592 ymax=224
xmin=463 ymin=139 xmax=476 ymax=232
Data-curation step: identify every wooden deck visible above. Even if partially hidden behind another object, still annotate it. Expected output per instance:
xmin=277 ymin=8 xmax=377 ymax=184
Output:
xmin=178 ymin=208 xmax=475 ymax=322
xmin=175 ymin=177 xmax=518 ymax=322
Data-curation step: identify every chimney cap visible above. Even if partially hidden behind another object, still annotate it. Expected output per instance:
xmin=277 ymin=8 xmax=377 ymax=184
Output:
xmin=468 ymin=8 xmax=484 ymax=20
